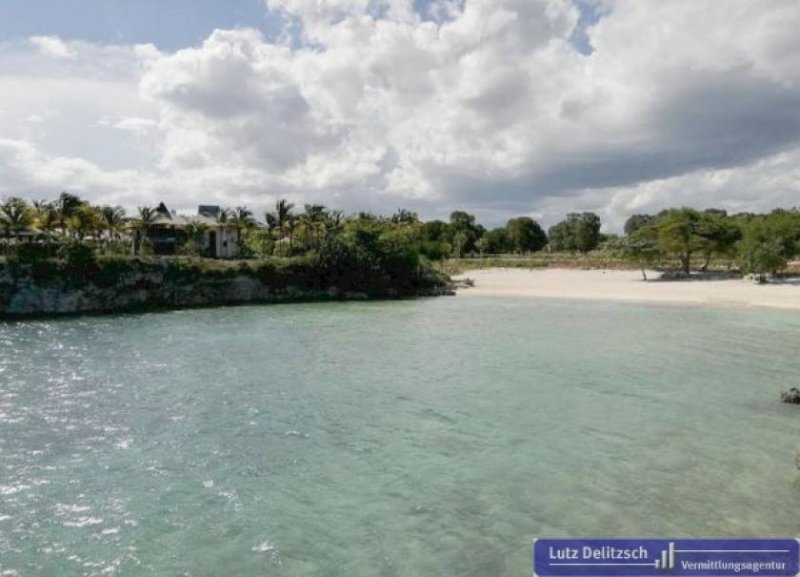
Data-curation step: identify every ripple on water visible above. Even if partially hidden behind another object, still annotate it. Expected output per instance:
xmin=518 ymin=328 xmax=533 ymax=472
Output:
xmin=2 ymin=300 xmax=800 ymax=577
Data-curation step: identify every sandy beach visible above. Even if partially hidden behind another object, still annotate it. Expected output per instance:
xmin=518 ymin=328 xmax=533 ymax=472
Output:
xmin=455 ymin=268 xmax=800 ymax=310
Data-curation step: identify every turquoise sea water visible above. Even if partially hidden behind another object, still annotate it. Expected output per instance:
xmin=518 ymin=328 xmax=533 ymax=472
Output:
xmin=1 ymin=296 xmax=800 ymax=576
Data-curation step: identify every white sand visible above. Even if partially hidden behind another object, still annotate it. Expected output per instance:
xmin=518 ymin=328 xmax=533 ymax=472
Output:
xmin=455 ymin=268 xmax=800 ymax=310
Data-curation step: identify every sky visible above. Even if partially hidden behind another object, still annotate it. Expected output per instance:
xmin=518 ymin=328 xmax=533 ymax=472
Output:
xmin=0 ymin=0 xmax=799 ymax=231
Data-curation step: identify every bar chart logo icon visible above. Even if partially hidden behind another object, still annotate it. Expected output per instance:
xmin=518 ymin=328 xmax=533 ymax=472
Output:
xmin=654 ymin=542 xmax=675 ymax=570
xmin=533 ymin=538 xmax=799 ymax=576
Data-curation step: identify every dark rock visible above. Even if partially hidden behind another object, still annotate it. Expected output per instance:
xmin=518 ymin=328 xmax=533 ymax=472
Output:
xmin=0 ymin=258 xmax=452 ymax=318
xmin=780 ymin=387 xmax=800 ymax=404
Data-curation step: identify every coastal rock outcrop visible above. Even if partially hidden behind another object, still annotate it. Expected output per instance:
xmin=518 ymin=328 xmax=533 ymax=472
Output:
xmin=0 ymin=257 xmax=453 ymax=318
xmin=780 ymin=388 xmax=800 ymax=404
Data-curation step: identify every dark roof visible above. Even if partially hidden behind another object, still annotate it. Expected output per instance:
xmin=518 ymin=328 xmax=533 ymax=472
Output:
xmin=156 ymin=202 xmax=173 ymax=219
xmin=198 ymin=205 xmax=221 ymax=218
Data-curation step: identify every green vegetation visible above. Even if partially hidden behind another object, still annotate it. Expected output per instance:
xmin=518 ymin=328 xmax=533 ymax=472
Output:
xmin=735 ymin=214 xmax=798 ymax=281
xmin=616 ymin=207 xmax=800 ymax=278
xmin=0 ymin=195 xmax=457 ymax=314
xmin=442 ymin=206 xmax=800 ymax=280
xmin=628 ymin=208 xmax=741 ymax=274
xmin=442 ymin=252 xmax=633 ymax=276
xmin=548 ymin=212 xmax=602 ymax=253
xmin=3 ymin=192 xmax=800 ymax=304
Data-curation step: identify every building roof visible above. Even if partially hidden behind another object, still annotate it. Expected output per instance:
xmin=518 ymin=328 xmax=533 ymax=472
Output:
xmin=198 ymin=205 xmax=221 ymax=219
xmin=147 ymin=202 xmax=235 ymax=228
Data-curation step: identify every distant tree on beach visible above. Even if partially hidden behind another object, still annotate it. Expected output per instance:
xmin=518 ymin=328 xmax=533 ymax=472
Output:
xmin=632 ymin=208 xmax=743 ymax=274
xmin=451 ymin=230 xmax=468 ymax=258
xmin=548 ymin=212 xmax=602 ymax=252
xmin=736 ymin=222 xmax=788 ymax=282
xmin=614 ymin=226 xmax=661 ymax=280
xmin=735 ymin=211 xmax=800 ymax=280
xmin=477 ymin=227 xmax=511 ymax=254
xmin=624 ymin=214 xmax=654 ymax=236
xmin=645 ymin=209 xmax=706 ymax=274
xmin=446 ymin=211 xmax=484 ymax=254
xmin=506 ymin=217 xmax=548 ymax=254
xmin=696 ymin=211 xmax=741 ymax=270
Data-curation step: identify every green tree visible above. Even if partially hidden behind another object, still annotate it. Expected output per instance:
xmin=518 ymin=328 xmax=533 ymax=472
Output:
xmin=479 ymin=228 xmax=511 ymax=254
xmin=216 ymin=207 xmax=232 ymax=224
xmin=133 ymin=206 xmax=159 ymax=255
xmin=299 ymin=204 xmax=330 ymax=252
xmin=447 ymin=211 xmax=483 ymax=254
xmin=391 ymin=209 xmax=418 ymax=225
xmin=241 ymin=228 xmax=274 ymax=258
xmin=54 ymin=191 xmax=84 ymax=237
xmin=229 ymin=206 xmax=254 ymax=256
xmin=548 ymin=212 xmax=602 ymax=252
xmin=505 ymin=217 xmax=547 ymax=254
xmin=181 ymin=222 xmax=209 ymax=256
xmin=734 ymin=212 xmax=800 ymax=280
xmin=736 ymin=219 xmax=789 ymax=282
xmin=451 ymin=230 xmax=468 ymax=258
xmin=695 ymin=212 xmax=741 ymax=270
xmin=32 ymin=200 xmax=58 ymax=236
xmin=624 ymin=214 xmax=654 ymax=236
xmin=101 ymin=206 xmax=126 ymax=240
xmin=72 ymin=204 xmax=105 ymax=241
xmin=418 ymin=219 xmax=451 ymax=260
xmin=266 ymin=199 xmax=295 ymax=256
xmin=421 ymin=220 xmax=448 ymax=243
xmin=648 ymin=208 xmax=707 ymax=274
xmin=231 ymin=206 xmax=254 ymax=227
xmin=615 ymin=225 xmax=661 ymax=280
xmin=0 ymin=197 xmax=34 ymax=238
xmin=647 ymin=208 xmax=743 ymax=274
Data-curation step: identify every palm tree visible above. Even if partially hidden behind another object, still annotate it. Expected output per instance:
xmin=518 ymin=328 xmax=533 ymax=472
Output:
xmin=32 ymin=199 xmax=49 ymax=212
xmin=72 ymin=204 xmax=104 ymax=241
xmin=265 ymin=199 xmax=295 ymax=256
xmin=0 ymin=197 xmax=34 ymax=239
xmin=133 ymin=206 xmax=159 ymax=255
xmin=54 ymin=191 xmax=83 ymax=238
xmin=301 ymin=204 xmax=329 ymax=251
xmin=31 ymin=200 xmax=58 ymax=236
xmin=285 ymin=217 xmax=298 ymax=255
xmin=229 ymin=206 xmax=254 ymax=255
xmin=216 ymin=207 xmax=232 ymax=224
xmin=101 ymin=206 xmax=126 ymax=241
xmin=231 ymin=206 xmax=253 ymax=228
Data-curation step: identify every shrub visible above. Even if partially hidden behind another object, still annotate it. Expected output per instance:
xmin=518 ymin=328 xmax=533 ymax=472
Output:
xmin=9 ymin=243 xmax=54 ymax=263
xmin=60 ymin=243 xmax=97 ymax=267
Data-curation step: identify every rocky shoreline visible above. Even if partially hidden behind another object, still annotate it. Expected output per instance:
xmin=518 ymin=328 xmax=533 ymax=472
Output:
xmin=0 ymin=258 xmax=454 ymax=319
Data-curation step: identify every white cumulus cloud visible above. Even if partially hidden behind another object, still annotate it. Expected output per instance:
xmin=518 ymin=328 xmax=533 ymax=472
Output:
xmin=0 ymin=0 xmax=799 ymax=228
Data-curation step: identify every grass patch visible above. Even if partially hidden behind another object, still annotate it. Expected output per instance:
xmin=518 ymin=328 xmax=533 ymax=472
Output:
xmin=441 ymin=251 xmax=753 ymax=276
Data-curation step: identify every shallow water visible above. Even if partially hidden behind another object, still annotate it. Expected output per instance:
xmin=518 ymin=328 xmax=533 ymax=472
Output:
xmin=1 ymin=297 xmax=800 ymax=576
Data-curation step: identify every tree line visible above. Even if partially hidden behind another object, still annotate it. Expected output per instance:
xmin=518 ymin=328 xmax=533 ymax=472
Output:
xmin=414 ymin=210 xmax=603 ymax=259
xmin=2 ymin=193 xmax=799 ymax=279
xmin=0 ymin=193 xmax=603 ymax=260
xmin=617 ymin=207 xmax=800 ymax=280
